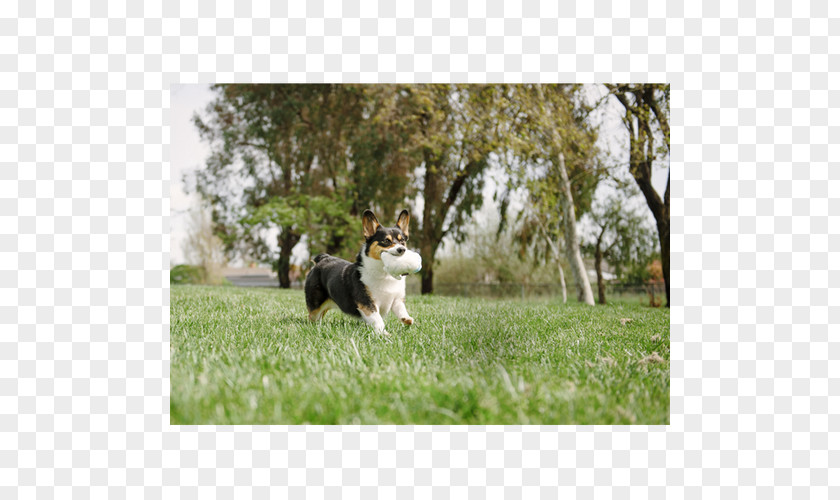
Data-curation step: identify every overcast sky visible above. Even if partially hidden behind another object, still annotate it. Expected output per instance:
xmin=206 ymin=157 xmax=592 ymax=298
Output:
xmin=169 ymin=84 xmax=668 ymax=267
xmin=170 ymin=84 xmax=214 ymax=265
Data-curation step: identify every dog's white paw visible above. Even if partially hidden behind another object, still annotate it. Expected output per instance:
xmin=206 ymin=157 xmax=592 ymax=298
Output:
xmin=400 ymin=316 xmax=414 ymax=326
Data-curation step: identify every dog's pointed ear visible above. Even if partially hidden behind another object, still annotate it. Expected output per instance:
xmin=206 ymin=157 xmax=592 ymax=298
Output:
xmin=396 ymin=209 xmax=410 ymax=236
xmin=362 ymin=210 xmax=381 ymax=238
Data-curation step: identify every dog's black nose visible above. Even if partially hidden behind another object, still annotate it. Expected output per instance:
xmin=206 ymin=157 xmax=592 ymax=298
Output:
xmin=396 ymin=247 xmax=405 ymax=255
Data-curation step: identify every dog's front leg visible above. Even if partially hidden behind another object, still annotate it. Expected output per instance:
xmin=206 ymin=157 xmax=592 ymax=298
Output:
xmin=360 ymin=309 xmax=389 ymax=335
xmin=391 ymin=299 xmax=414 ymax=326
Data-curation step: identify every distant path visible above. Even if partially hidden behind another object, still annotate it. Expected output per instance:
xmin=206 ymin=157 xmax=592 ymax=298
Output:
xmin=222 ymin=268 xmax=276 ymax=288
xmin=225 ymin=274 xmax=278 ymax=288
xmin=221 ymin=268 xmax=303 ymax=289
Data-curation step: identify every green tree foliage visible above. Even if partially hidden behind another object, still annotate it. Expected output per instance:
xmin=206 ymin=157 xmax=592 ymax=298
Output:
xmin=346 ymin=85 xmax=418 ymax=219
xmin=500 ymin=84 xmax=603 ymax=304
xmin=583 ymin=185 xmax=657 ymax=304
xmin=189 ymin=85 xmax=414 ymax=287
xmin=240 ymin=194 xmax=358 ymax=279
xmin=190 ymin=85 xmax=321 ymax=287
xmin=499 ymin=85 xmax=601 ymax=218
xmin=392 ymin=85 xmax=505 ymax=294
xmin=187 ymin=84 xmax=646 ymax=299
xmin=620 ymin=250 xmax=661 ymax=286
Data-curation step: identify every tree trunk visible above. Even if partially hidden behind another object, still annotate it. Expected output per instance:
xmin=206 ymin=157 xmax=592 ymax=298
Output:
xmin=277 ymin=230 xmax=300 ymax=289
xmin=594 ymin=227 xmax=607 ymax=305
xmin=631 ymin=162 xmax=670 ymax=308
xmin=421 ymin=264 xmax=434 ymax=295
xmin=420 ymin=152 xmax=438 ymax=295
xmin=419 ymin=240 xmax=435 ymax=295
xmin=594 ymin=245 xmax=606 ymax=305
xmin=557 ymin=153 xmax=595 ymax=305
xmin=662 ymin=170 xmax=670 ymax=307
xmin=540 ymin=221 xmax=568 ymax=304
xmin=557 ymin=262 xmax=567 ymax=304
xmin=657 ymin=216 xmax=669 ymax=308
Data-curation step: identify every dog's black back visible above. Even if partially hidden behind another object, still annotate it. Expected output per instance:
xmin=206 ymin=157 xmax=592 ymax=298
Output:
xmin=304 ymin=254 xmax=374 ymax=317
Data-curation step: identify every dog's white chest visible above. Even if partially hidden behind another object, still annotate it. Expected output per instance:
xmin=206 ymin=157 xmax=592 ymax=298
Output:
xmin=359 ymin=262 xmax=406 ymax=312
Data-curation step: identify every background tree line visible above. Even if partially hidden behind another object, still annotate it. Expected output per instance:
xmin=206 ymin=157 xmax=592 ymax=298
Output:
xmin=184 ymin=84 xmax=670 ymax=306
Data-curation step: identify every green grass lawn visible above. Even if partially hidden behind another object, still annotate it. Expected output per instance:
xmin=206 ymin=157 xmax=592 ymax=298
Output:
xmin=170 ymin=285 xmax=670 ymax=425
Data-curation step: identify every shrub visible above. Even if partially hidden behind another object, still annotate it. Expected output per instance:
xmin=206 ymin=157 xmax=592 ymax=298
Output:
xmin=170 ymin=264 xmax=230 ymax=286
xmin=170 ymin=264 xmax=204 ymax=285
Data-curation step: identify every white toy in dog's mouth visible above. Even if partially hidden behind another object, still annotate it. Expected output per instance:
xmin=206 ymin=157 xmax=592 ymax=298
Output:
xmin=381 ymin=249 xmax=422 ymax=278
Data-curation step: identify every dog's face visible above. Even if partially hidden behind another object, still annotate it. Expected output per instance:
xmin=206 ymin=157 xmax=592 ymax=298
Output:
xmin=362 ymin=209 xmax=410 ymax=260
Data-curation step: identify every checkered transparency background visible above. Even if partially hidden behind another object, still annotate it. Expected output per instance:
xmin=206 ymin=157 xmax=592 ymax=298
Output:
xmin=1 ymin=0 xmax=837 ymax=496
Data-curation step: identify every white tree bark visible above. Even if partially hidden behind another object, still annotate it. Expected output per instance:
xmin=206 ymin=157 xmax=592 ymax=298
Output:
xmin=556 ymin=258 xmax=568 ymax=304
xmin=539 ymin=219 xmax=568 ymax=304
xmin=556 ymin=153 xmax=595 ymax=305
xmin=534 ymin=84 xmax=593 ymax=306
xmin=556 ymin=259 xmax=567 ymax=303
